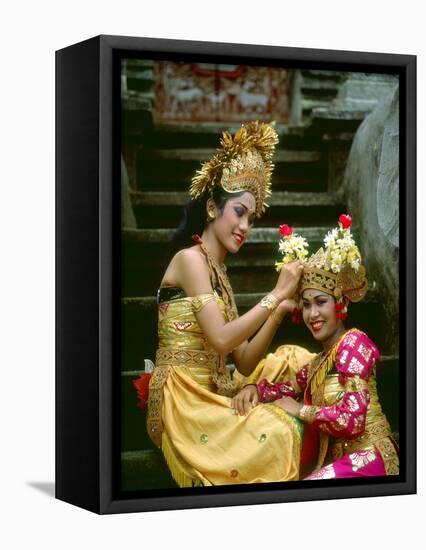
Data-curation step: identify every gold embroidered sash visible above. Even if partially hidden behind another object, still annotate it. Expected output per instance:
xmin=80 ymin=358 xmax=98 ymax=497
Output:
xmin=330 ymin=418 xmax=392 ymax=457
xmin=147 ymin=347 xmax=235 ymax=447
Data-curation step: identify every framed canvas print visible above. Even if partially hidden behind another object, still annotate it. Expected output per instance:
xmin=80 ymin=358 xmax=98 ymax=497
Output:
xmin=56 ymin=35 xmax=416 ymax=514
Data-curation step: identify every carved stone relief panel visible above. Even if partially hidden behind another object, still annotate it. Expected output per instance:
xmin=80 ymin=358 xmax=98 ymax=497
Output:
xmin=154 ymin=62 xmax=290 ymax=123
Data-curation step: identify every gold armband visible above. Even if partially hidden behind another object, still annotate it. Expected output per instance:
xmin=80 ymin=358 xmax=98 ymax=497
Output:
xmin=260 ymin=293 xmax=279 ymax=311
xmin=299 ymin=405 xmax=318 ymax=424
xmin=191 ymin=293 xmax=215 ymax=313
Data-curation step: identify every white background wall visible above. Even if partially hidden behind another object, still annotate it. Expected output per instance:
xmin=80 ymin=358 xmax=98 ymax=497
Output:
xmin=1 ymin=1 xmax=423 ymax=547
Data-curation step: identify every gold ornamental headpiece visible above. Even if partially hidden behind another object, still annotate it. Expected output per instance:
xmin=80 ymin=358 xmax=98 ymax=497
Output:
xmin=301 ymin=214 xmax=368 ymax=302
xmin=189 ymin=121 xmax=279 ymax=218
xmin=277 ymin=215 xmax=368 ymax=302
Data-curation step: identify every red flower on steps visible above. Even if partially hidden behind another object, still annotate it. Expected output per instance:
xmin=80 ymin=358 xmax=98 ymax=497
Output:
xmin=132 ymin=373 xmax=152 ymax=409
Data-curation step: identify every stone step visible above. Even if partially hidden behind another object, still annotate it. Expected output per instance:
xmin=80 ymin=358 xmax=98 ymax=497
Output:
xmin=144 ymin=122 xmax=328 ymax=152
xmin=302 ymin=99 xmax=338 ymax=113
xmin=300 ymin=77 xmax=341 ymax=93
xmin=121 ymin=449 xmax=177 ymax=490
xmin=141 ymin=148 xmax=323 ymax=163
xmin=130 ymin=190 xmax=341 ymax=207
xmin=293 ymin=71 xmax=346 ymax=124
xmin=121 ymin=248 xmax=312 ymax=297
xmin=122 ymin=288 xmax=379 ymax=310
xmin=125 ymin=59 xmax=155 ymax=69
xmin=153 ymin=121 xmax=290 ymax=136
xmin=129 ymin=191 xmax=345 ymax=229
xmin=123 ymin=60 xmax=155 ymax=97
xmin=121 ymin=225 xmax=355 ymax=297
xmin=154 ymin=122 xmax=318 ymax=145
xmin=301 ymin=69 xmax=347 ymax=80
xmin=313 ymin=106 xmax=371 ymax=122
xmin=125 ymin=68 xmax=155 ymax=81
xmin=135 ymin=146 xmax=328 ymax=191
xmin=137 ymin=175 xmax=328 ymax=192
xmin=122 ymin=225 xmax=330 ymax=244
xmin=140 ymin=122 xmax=309 ymax=149
xmin=122 ymin=95 xmax=154 ymax=111
xmin=306 ymin=107 xmax=368 ymax=141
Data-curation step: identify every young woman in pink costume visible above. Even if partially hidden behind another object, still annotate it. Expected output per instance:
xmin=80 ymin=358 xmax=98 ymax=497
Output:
xmin=232 ymin=216 xmax=399 ymax=479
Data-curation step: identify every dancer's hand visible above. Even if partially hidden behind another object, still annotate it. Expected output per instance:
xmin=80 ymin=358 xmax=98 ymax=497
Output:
xmin=273 ymin=261 xmax=304 ymax=301
xmin=276 ymin=298 xmax=299 ymax=317
xmin=274 ymin=396 xmax=303 ymax=417
xmin=231 ymin=385 xmax=259 ymax=416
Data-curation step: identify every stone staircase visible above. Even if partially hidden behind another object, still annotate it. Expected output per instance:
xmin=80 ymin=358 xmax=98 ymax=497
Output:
xmin=120 ymin=72 xmax=399 ymax=490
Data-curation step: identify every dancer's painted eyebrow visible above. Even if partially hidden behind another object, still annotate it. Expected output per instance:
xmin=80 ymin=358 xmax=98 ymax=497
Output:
xmin=304 ymin=293 xmax=327 ymax=301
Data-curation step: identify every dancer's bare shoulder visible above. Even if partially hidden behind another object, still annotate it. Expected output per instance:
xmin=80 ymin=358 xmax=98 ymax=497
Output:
xmin=161 ymin=247 xmax=211 ymax=294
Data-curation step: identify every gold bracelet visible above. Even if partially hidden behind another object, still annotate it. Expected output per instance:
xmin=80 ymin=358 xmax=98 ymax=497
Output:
xmin=299 ymin=405 xmax=317 ymax=424
xmin=270 ymin=309 xmax=284 ymax=326
xmin=260 ymin=293 xmax=279 ymax=311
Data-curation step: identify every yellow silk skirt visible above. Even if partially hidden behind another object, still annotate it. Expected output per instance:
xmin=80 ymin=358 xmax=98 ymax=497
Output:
xmin=158 ymin=345 xmax=315 ymax=487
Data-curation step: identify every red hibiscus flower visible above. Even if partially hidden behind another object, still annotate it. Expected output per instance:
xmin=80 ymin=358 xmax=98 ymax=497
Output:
xmin=339 ymin=214 xmax=352 ymax=229
xmin=279 ymin=224 xmax=294 ymax=237
xmin=132 ymin=373 xmax=152 ymax=409
xmin=291 ymin=307 xmax=303 ymax=324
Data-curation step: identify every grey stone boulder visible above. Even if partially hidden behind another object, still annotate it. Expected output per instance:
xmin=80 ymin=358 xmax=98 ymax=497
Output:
xmin=342 ymin=84 xmax=399 ymax=352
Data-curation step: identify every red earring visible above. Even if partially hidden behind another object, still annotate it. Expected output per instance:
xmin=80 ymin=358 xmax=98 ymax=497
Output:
xmin=335 ymin=301 xmax=348 ymax=321
xmin=291 ymin=307 xmax=303 ymax=324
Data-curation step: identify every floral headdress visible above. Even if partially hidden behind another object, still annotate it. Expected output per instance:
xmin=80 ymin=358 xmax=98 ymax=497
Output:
xmin=275 ymin=224 xmax=309 ymax=271
xmin=189 ymin=121 xmax=279 ymax=218
xmin=277 ymin=214 xmax=368 ymax=302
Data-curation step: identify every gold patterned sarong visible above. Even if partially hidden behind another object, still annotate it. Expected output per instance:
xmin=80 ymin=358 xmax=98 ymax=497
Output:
xmin=147 ymin=289 xmax=313 ymax=487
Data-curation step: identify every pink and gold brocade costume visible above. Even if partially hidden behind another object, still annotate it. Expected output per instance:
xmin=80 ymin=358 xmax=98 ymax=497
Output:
xmin=256 ymin=329 xmax=399 ymax=479
xmin=147 ymin=287 xmax=314 ymax=487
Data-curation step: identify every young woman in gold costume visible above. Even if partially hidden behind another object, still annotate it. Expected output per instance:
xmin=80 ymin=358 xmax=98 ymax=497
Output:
xmin=145 ymin=122 xmax=314 ymax=486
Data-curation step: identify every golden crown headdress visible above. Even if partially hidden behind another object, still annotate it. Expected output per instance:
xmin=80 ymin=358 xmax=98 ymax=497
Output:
xmin=277 ymin=215 xmax=368 ymax=302
xmin=189 ymin=121 xmax=279 ymax=218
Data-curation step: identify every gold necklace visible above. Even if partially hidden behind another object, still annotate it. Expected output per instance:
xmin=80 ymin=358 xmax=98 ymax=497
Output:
xmin=193 ymin=236 xmax=238 ymax=321
xmin=307 ymin=328 xmax=358 ymax=397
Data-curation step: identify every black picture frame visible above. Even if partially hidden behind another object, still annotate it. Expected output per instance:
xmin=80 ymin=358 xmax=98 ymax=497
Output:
xmin=56 ymin=34 xmax=416 ymax=514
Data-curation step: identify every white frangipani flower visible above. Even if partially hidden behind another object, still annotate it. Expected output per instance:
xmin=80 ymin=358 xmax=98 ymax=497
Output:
xmin=276 ymin=225 xmax=309 ymax=269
